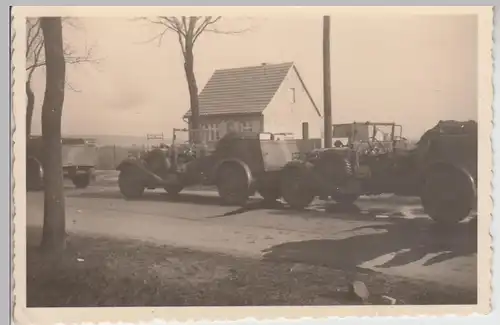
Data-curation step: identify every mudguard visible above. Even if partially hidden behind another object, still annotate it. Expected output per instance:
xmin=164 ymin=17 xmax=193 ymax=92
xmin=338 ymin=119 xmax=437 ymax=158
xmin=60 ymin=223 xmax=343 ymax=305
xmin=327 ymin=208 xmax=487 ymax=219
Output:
xmin=423 ymin=160 xmax=477 ymax=202
xmin=116 ymin=158 xmax=142 ymax=171
xmin=116 ymin=158 xmax=165 ymax=184
xmin=212 ymin=158 xmax=254 ymax=189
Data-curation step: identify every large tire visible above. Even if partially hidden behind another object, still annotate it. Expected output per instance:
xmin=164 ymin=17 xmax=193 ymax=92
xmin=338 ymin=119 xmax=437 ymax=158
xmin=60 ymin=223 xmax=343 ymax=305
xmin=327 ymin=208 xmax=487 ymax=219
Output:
xmin=118 ymin=167 xmax=145 ymax=200
xmin=216 ymin=163 xmax=250 ymax=206
xmin=281 ymin=165 xmax=315 ymax=210
xmin=26 ymin=158 xmax=44 ymax=191
xmin=258 ymin=186 xmax=281 ymax=203
xmin=331 ymin=193 xmax=359 ymax=205
xmin=316 ymin=150 xmax=354 ymax=182
xmin=421 ymin=166 xmax=475 ymax=225
xmin=164 ymin=184 xmax=183 ymax=196
xmin=72 ymin=173 xmax=91 ymax=189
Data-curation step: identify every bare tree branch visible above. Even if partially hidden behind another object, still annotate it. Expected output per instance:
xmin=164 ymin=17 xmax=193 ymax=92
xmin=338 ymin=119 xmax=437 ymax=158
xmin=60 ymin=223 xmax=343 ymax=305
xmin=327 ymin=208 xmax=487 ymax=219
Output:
xmin=25 ymin=17 xmax=102 ymax=86
xmin=177 ymin=30 xmax=186 ymax=58
xmin=204 ymin=26 xmax=251 ymax=35
xmin=26 ymin=19 xmax=42 ymax=59
xmin=135 ymin=16 xmax=251 ymax=143
xmin=65 ymin=80 xmax=82 ymax=93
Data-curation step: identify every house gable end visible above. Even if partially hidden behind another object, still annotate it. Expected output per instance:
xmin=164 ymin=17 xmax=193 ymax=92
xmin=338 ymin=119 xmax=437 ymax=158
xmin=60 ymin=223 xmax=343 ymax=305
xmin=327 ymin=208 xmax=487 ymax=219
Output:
xmin=262 ymin=64 xmax=323 ymax=138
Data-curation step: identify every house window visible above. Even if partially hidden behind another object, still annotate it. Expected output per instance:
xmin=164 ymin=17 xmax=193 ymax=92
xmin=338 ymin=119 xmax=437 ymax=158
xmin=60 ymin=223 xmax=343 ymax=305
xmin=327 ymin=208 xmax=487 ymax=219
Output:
xmin=240 ymin=121 xmax=253 ymax=133
xmin=289 ymin=87 xmax=296 ymax=104
xmin=201 ymin=124 xmax=209 ymax=142
xmin=202 ymin=123 xmax=220 ymax=141
xmin=211 ymin=123 xmax=220 ymax=141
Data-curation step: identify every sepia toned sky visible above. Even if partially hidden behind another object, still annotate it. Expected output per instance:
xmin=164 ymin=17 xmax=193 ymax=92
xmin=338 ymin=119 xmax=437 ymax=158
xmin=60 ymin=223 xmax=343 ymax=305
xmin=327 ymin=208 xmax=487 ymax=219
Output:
xmin=29 ymin=13 xmax=478 ymax=140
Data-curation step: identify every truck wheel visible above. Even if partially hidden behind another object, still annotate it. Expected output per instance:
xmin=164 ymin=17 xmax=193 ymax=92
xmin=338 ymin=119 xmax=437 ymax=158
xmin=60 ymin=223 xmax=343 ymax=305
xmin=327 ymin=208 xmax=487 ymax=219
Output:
xmin=421 ymin=166 xmax=475 ymax=225
xmin=164 ymin=184 xmax=183 ymax=196
xmin=281 ymin=166 xmax=314 ymax=209
xmin=216 ymin=163 xmax=250 ymax=206
xmin=26 ymin=158 xmax=43 ymax=191
xmin=258 ymin=187 xmax=281 ymax=203
xmin=118 ymin=167 xmax=145 ymax=199
xmin=332 ymin=193 xmax=359 ymax=205
xmin=72 ymin=173 xmax=91 ymax=189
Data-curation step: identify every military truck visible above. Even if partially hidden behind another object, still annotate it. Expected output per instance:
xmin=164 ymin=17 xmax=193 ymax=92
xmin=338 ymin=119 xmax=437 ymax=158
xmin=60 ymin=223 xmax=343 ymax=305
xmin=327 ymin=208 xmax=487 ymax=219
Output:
xmin=116 ymin=129 xmax=300 ymax=205
xmin=280 ymin=120 xmax=478 ymax=225
xmin=26 ymin=136 xmax=98 ymax=191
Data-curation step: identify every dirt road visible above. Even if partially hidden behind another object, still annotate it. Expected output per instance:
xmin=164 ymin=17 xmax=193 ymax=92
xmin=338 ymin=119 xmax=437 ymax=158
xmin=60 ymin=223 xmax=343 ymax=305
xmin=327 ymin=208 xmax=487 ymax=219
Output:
xmin=26 ymin=182 xmax=477 ymax=291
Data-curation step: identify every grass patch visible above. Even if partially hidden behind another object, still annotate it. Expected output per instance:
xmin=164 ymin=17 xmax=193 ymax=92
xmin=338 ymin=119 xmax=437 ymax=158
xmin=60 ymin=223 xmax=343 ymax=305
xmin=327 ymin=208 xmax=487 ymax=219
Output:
xmin=26 ymin=227 xmax=477 ymax=307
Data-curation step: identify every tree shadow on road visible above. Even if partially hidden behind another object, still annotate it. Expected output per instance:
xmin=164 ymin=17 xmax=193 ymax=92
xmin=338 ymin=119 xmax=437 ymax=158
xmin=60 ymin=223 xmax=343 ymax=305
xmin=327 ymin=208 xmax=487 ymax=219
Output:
xmin=68 ymin=190 xmax=227 ymax=207
xmin=70 ymin=188 xmax=287 ymax=213
xmin=205 ymin=200 xmax=287 ymax=218
xmin=261 ymin=216 xmax=477 ymax=272
xmin=265 ymin=201 xmax=411 ymax=223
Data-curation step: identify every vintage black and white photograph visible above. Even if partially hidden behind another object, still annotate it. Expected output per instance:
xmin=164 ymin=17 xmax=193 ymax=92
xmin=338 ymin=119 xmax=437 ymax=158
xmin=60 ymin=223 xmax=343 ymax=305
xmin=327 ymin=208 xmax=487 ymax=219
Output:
xmin=12 ymin=5 xmax=493 ymax=323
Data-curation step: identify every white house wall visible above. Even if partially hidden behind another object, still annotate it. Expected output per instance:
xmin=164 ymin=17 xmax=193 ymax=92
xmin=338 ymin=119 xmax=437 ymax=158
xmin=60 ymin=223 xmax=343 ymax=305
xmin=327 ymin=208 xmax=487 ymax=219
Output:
xmin=263 ymin=67 xmax=323 ymax=139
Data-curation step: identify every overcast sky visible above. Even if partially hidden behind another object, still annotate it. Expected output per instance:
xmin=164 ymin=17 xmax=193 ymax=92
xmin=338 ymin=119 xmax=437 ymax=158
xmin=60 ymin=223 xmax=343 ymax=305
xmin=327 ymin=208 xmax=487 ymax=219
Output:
xmin=29 ymin=13 xmax=478 ymax=140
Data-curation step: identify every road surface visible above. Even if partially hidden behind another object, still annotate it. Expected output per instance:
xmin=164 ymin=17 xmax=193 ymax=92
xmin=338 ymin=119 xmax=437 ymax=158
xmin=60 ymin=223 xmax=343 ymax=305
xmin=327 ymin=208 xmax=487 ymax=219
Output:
xmin=26 ymin=180 xmax=477 ymax=291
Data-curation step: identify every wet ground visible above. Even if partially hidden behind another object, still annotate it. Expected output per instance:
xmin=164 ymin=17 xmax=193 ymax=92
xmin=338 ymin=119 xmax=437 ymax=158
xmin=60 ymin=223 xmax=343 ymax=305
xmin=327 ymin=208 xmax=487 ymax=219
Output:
xmin=26 ymin=175 xmax=477 ymax=291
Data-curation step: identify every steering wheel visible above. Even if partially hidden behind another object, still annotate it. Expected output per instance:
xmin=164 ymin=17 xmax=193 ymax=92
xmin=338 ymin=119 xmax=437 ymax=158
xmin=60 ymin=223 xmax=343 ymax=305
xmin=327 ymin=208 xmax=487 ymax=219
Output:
xmin=367 ymin=137 xmax=387 ymax=155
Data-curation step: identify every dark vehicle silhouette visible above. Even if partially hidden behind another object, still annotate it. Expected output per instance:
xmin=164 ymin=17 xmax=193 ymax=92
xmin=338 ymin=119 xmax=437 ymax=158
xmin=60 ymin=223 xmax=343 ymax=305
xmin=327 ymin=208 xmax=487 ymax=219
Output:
xmin=26 ymin=136 xmax=98 ymax=191
xmin=280 ymin=120 xmax=478 ymax=225
xmin=116 ymin=129 xmax=300 ymax=206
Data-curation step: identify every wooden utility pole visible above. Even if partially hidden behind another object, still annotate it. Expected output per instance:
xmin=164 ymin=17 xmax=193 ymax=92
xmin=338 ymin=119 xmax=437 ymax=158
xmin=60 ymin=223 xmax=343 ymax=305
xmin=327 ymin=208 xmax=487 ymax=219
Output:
xmin=323 ymin=15 xmax=332 ymax=148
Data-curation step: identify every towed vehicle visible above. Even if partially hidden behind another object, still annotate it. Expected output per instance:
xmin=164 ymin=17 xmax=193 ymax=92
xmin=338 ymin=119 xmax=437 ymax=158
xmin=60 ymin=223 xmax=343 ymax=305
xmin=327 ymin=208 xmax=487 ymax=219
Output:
xmin=116 ymin=129 xmax=300 ymax=206
xmin=280 ymin=120 xmax=478 ymax=225
xmin=27 ymin=136 xmax=98 ymax=191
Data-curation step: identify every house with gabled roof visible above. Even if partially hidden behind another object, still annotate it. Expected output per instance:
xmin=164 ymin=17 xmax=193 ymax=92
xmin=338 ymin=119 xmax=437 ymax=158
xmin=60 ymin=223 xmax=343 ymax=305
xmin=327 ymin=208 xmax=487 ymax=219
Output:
xmin=183 ymin=62 xmax=323 ymax=142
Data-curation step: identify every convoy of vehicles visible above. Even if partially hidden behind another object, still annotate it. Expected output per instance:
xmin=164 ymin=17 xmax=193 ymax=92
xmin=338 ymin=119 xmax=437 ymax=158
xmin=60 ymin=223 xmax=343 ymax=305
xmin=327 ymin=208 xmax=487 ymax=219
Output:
xmin=30 ymin=117 xmax=478 ymax=226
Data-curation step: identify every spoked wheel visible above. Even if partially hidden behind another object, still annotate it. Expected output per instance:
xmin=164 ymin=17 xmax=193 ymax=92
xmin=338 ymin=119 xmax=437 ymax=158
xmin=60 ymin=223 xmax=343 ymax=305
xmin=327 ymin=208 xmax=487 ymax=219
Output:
xmin=281 ymin=166 xmax=314 ymax=210
xmin=421 ymin=166 xmax=475 ymax=226
xmin=118 ymin=167 xmax=145 ymax=200
xmin=216 ymin=163 xmax=250 ymax=206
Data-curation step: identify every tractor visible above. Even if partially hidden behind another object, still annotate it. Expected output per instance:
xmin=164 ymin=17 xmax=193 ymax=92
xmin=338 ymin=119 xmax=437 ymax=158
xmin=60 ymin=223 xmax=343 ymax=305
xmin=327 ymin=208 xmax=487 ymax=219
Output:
xmin=116 ymin=128 xmax=300 ymax=205
xmin=26 ymin=135 xmax=98 ymax=191
xmin=280 ymin=120 xmax=478 ymax=225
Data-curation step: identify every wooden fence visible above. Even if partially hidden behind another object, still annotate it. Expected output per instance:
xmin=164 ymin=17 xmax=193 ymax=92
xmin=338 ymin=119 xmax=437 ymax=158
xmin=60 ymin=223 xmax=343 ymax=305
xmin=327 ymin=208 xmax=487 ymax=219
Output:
xmin=96 ymin=145 xmax=145 ymax=170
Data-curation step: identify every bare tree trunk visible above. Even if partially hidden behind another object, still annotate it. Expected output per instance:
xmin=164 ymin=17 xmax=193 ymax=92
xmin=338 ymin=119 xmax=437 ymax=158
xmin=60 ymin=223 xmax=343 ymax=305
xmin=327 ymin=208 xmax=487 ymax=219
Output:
xmin=26 ymin=81 xmax=35 ymax=137
xmin=184 ymin=42 xmax=200 ymax=143
xmin=39 ymin=17 xmax=67 ymax=252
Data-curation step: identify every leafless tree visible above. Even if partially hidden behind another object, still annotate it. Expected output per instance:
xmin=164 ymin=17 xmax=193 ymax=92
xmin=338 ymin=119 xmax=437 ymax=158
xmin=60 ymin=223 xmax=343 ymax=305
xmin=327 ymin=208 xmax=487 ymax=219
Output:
xmin=25 ymin=17 xmax=99 ymax=137
xmin=39 ymin=17 xmax=66 ymax=252
xmin=137 ymin=16 xmax=248 ymax=143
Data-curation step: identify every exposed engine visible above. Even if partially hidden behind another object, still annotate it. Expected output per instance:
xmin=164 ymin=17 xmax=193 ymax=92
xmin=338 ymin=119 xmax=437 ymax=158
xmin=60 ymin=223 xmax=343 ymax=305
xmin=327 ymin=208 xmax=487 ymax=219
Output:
xmin=142 ymin=144 xmax=198 ymax=176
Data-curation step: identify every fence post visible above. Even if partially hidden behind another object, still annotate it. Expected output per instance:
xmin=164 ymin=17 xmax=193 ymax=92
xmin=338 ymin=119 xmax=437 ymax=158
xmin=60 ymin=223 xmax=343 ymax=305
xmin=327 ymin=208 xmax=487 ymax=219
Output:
xmin=302 ymin=122 xmax=309 ymax=140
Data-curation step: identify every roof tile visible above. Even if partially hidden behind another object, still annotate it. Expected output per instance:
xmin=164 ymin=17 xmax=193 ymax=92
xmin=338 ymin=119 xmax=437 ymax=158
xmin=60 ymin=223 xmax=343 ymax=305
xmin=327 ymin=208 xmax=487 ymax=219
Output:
xmin=184 ymin=62 xmax=294 ymax=117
